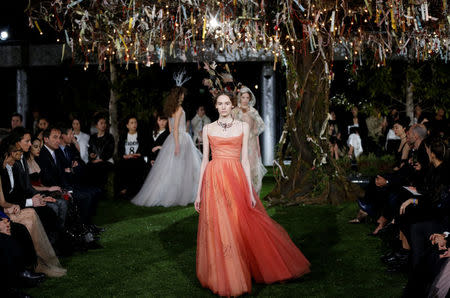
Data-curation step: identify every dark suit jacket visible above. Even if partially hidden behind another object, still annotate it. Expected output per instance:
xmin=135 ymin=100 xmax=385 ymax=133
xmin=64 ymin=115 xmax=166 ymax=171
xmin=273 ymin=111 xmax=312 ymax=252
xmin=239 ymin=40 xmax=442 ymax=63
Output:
xmin=88 ymin=133 xmax=115 ymax=162
xmin=13 ymin=158 xmax=38 ymax=197
xmin=35 ymin=146 xmax=69 ymax=189
xmin=59 ymin=144 xmax=87 ymax=185
xmin=149 ymin=129 xmax=170 ymax=160
xmin=1 ymin=167 xmax=27 ymax=208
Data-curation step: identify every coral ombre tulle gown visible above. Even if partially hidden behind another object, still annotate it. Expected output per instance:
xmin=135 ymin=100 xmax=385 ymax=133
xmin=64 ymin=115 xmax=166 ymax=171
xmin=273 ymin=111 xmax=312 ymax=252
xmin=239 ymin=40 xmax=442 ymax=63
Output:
xmin=196 ymin=133 xmax=310 ymax=296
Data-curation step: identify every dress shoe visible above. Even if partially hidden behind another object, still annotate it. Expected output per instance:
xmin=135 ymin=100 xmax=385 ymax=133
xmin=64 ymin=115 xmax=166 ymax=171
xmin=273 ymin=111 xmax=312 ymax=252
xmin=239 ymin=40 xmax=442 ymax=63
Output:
xmin=86 ymin=240 xmax=103 ymax=250
xmin=18 ymin=270 xmax=46 ymax=287
xmin=381 ymin=251 xmax=396 ymax=263
xmin=87 ymin=224 xmax=105 ymax=235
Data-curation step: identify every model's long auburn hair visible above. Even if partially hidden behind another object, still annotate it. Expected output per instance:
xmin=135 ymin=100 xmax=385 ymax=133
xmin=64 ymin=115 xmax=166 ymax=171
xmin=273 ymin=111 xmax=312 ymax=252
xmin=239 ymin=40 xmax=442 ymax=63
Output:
xmin=163 ymin=87 xmax=187 ymax=117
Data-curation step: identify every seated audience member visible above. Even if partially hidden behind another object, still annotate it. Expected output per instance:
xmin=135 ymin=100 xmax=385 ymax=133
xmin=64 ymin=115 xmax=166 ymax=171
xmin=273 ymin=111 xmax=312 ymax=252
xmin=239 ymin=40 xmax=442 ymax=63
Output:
xmin=36 ymin=117 xmax=50 ymax=142
xmin=0 ymin=218 xmax=43 ymax=297
xmin=430 ymin=107 xmax=448 ymax=139
xmin=347 ymin=126 xmax=363 ymax=159
xmin=346 ymin=106 xmax=368 ymax=151
xmin=384 ymin=109 xmax=401 ymax=154
xmin=328 ymin=110 xmax=344 ymax=160
xmin=0 ymin=177 xmax=66 ymax=278
xmin=392 ymin=117 xmax=411 ymax=171
xmin=31 ymin=109 xmax=40 ymax=135
xmin=72 ymin=117 xmax=90 ymax=164
xmin=0 ymin=208 xmax=37 ymax=277
xmin=24 ymin=137 xmax=68 ymax=227
xmin=11 ymin=113 xmax=23 ymax=130
xmin=37 ymin=127 xmax=98 ymax=228
xmin=26 ymin=137 xmax=63 ymax=192
xmin=149 ymin=114 xmax=169 ymax=165
xmin=365 ymin=108 xmax=385 ymax=155
xmin=59 ymin=127 xmax=84 ymax=181
xmin=60 ymin=127 xmax=103 ymax=226
xmin=116 ymin=116 xmax=149 ymax=198
xmin=87 ymin=115 xmax=114 ymax=189
xmin=191 ymin=105 xmax=211 ymax=151
xmin=413 ymin=105 xmax=427 ymax=125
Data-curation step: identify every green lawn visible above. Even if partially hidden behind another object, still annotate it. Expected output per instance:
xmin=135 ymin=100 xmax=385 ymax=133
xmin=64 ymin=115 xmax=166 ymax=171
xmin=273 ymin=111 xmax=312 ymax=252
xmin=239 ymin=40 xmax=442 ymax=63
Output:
xmin=30 ymin=173 xmax=406 ymax=297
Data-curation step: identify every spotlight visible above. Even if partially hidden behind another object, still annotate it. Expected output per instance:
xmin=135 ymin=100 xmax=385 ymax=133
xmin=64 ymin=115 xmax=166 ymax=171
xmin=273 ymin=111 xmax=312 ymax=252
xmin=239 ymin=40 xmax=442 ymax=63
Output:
xmin=0 ymin=30 xmax=8 ymax=41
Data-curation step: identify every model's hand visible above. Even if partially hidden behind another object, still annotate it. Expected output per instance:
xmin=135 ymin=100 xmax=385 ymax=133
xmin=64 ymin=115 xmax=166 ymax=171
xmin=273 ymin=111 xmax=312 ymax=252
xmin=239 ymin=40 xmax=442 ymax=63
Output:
xmin=194 ymin=197 xmax=201 ymax=213
xmin=48 ymin=186 xmax=61 ymax=192
xmin=89 ymin=153 xmax=97 ymax=159
xmin=174 ymin=144 xmax=180 ymax=156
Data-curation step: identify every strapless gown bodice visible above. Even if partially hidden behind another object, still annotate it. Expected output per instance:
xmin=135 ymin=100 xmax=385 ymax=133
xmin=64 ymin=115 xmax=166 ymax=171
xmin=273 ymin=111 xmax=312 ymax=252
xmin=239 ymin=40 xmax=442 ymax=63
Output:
xmin=208 ymin=133 xmax=242 ymax=160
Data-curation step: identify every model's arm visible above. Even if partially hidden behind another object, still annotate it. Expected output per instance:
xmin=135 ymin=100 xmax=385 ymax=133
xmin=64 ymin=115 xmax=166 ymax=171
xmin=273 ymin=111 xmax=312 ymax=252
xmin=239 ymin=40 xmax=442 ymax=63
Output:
xmin=194 ymin=125 xmax=210 ymax=212
xmin=173 ymin=107 xmax=183 ymax=156
xmin=241 ymin=122 xmax=256 ymax=207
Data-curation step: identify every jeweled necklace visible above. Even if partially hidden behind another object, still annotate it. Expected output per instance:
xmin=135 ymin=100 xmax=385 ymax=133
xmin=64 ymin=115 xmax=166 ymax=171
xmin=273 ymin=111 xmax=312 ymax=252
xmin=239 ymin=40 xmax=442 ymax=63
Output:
xmin=217 ymin=119 xmax=234 ymax=132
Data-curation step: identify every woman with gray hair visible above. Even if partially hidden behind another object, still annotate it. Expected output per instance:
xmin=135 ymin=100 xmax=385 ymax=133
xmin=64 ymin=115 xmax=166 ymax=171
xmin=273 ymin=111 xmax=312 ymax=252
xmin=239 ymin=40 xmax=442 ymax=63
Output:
xmin=231 ymin=86 xmax=266 ymax=194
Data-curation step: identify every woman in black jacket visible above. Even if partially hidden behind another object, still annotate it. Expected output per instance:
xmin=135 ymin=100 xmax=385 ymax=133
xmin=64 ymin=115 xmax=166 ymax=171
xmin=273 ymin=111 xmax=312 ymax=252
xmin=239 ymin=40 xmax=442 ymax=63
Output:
xmin=116 ymin=116 xmax=149 ymax=198
xmin=149 ymin=115 xmax=169 ymax=165
xmin=87 ymin=114 xmax=115 ymax=189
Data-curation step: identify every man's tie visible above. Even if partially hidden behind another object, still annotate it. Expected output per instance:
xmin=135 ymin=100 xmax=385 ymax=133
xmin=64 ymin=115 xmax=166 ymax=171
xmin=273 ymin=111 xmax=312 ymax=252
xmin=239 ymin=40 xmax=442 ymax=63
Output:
xmin=64 ymin=147 xmax=70 ymax=161
xmin=52 ymin=151 xmax=57 ymax=165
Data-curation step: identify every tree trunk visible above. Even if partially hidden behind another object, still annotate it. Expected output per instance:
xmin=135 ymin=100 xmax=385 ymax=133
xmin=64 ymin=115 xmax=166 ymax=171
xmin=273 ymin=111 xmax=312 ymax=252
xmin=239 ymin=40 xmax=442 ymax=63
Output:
xmin=109 ymin=60 xmax=119 ymax=156
xmin=265 ymin=49 xmax=359 ymax=206
xmin=405 ymin=76 xmax=414 ymax=125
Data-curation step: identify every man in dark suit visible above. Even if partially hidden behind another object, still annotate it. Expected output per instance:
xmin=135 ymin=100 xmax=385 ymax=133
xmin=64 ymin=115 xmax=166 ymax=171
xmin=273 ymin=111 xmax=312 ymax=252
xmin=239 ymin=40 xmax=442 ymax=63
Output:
xmin=37 ymin=127 xmax=96 ymax=226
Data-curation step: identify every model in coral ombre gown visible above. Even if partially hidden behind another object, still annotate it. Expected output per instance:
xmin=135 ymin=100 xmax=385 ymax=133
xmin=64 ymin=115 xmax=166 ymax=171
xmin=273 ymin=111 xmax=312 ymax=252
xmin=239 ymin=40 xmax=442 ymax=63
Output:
xmin=196 ymin=133 xmax=310 ymax=296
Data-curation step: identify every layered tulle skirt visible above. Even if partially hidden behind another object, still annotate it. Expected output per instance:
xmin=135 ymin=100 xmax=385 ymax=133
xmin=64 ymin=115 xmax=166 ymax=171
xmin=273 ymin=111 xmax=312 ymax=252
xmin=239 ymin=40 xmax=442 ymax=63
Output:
xmin=131 ymin=132 xmax=201 ymax=207
xmin=196 ymin=157 xmax=310 ymax=296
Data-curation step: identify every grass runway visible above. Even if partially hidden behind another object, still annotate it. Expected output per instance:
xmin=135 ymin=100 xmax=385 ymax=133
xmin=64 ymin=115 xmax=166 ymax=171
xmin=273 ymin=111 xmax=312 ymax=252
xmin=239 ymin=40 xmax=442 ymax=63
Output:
xmin=30 ymin=174 xmax=406 ymax=297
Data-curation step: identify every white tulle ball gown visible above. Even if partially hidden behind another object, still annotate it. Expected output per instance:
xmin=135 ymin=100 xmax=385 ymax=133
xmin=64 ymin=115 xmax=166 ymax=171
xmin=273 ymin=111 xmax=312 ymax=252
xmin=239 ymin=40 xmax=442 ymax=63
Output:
xmin=131 ymin=110 xmax=202 ymax=207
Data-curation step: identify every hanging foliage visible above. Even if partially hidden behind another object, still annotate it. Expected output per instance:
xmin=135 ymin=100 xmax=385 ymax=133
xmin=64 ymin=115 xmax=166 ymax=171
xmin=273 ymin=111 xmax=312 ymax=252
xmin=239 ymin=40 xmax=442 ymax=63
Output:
xmin=27 ymin=0 xmax=450 ymax=72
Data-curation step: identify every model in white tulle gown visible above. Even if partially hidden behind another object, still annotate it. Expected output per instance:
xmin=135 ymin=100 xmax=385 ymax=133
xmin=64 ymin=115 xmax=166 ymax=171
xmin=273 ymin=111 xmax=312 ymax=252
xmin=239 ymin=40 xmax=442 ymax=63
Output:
xmin=131 ymin=109 xmax=202 ymax=207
